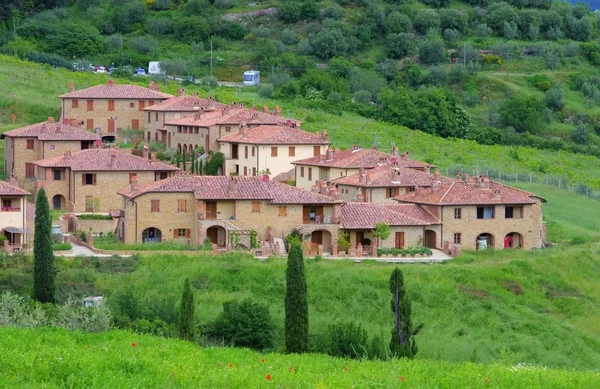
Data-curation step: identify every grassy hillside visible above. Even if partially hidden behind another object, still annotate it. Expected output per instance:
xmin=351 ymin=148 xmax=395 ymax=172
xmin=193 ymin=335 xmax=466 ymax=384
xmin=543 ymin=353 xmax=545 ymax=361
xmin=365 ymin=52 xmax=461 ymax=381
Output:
xmin=2 ymin=327 xmax=598 ymax=388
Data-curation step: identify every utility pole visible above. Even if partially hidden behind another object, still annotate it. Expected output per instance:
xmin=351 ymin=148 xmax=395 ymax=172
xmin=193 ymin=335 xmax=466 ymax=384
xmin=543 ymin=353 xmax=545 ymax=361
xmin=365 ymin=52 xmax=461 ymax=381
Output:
xmin=210 ymin=39 xmax=213 ymax=78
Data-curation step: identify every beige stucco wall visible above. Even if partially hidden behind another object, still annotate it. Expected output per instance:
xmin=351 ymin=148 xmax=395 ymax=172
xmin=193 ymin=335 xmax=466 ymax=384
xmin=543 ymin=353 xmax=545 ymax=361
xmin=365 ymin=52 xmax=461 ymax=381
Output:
xmin=295 ymin=166 xmax=358 ymax=190
xmin=440 ymin=200 xmax=544 ymax=250
xmin=41 ymin=140 xmax=92 ymax=159
xmin=0 ymin=196 xmax=26 ymax=230
xmin=345 ymin=225 xmax=433 ymax=250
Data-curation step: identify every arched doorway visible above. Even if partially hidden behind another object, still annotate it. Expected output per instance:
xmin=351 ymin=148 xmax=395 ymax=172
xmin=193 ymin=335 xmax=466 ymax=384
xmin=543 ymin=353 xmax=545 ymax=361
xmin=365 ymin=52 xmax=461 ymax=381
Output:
xmin=207 ymin=226 xmax=226 ymax=247
xmin=177 ymin=144 xmax=182 ymax=154
xmin=504 ymin=232 xmax=522 ymax=249
xmin=101 ymin=135 xmax=115 ymax=143
xmin=183 ymin=144 xmax=188 ymax=155
xmin=476 ymin=233 xmax=495 ymax=250
xmin=52 ymin=194 xmax=65 ymax=210
xmin=142 ymin=227 xmax=162 ymax=243
xmin=310 ymin=230 xmax=332 ymax=254
xmin=424 ymin=229 xmax=437 ymax=248
xmin=168 ymin=132 xmax=171 ymax=148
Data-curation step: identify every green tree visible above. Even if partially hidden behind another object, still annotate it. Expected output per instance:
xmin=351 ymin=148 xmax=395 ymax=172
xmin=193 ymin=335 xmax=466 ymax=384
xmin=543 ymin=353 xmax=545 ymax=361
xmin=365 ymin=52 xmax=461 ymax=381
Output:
xmin=182 ymin=149 xmax=187 ymax=171
xmin=176 ymin=151 xmax=181 ymax=168
xmin=544 ymin=86 xmax=564 ymax=111
xmin=372 ymin=222 xmax=390 ymax=248
xmin=418 ymin=35 xmax=446 ymax=65
xmin=285 ymin=243 xmax=309 ymax=353
xmin=385 ymin=12 xmax=412 ymax=34
xmin=389 ymin=268 xmax=422 ymax=359
xmin=440 ymin=9 xmax=468 ymax=33
xmin=178 ymin=278 xmax=196 ymax=341
xmin=33 ymin=188 xmax=55 ymax=304
xmin=385 ymin=33 xmax=413 ymax=59
xmin=414 ymin=9 xmax=440 ymax=35
xmin=499 ymin=94 xmax=544 ymax=133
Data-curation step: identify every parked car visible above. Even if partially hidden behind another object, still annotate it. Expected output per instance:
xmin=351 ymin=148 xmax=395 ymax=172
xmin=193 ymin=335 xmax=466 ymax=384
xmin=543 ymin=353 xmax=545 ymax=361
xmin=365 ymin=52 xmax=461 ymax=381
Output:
xmin=135 ymin=67 xmax=146 ymax=76
xmin=52 ymin=225 xmax=63 ymax=235
xmin=94 ymin=65 xmax=107 ymax=74
xmin=108 ymin=66 xmax=116 ymax=74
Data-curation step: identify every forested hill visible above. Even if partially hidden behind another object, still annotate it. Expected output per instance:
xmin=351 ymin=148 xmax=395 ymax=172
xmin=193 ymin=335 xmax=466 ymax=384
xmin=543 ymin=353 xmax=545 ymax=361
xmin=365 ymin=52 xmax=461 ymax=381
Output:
xmin=2 ymin=1 xmax=600 ymax=159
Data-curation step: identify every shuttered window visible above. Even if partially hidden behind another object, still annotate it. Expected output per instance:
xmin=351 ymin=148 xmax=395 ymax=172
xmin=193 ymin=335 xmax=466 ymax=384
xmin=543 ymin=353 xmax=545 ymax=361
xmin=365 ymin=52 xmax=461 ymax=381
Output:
xmin=251 ymin=201 xmax=260 ymax=213
xmin=87 ymin=100 xmax=93 ymax=111
xmin=278 ymin=206 xmax=287 ymax=216
xmin=82 ymin=173 xmax=96 ymax=186
xmin=151 ymin=199 xmax=160 ymax=212
xmin=175 ymin=228 xmax=190 ymax=238
xmin=289 ymin=147 xmax=295 ymax=157
xmin=313 ymin=146 xmax=320 ymax=156
xmin=86 ymin=119 xmax=93 ymax=130
xmin=245 ymin=146 xmax=248 ymax=159
xmin=308 ymin=167 xmax=312 ymax=181
xmin=26 ymin=139 xmax=34 ymax=150
xmin=108 ymin=100 xmax=115 ymax=111
xmin=72 ymin=99 xmax=78 ymax=109
xmin=177 ymin=199 xmax=188 ymax=212
xmin=129 ymin=173 xmax=137 ymax=183
xmin=139 ymin=100 xmax=145 ymax=111
xmin=25 ymin=163 xmax=35 ymax=179
xmin=132 ymin=119 xmax=139 ymax=129
xmin=300 ymin=167 xmax=304 ymax=177
xmin=271 ymin=147 xmax=278 ymax=157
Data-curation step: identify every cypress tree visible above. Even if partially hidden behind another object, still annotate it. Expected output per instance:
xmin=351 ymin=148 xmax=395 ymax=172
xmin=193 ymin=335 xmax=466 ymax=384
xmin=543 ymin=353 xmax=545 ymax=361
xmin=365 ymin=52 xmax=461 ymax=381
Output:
xmin=178 ymin=278 xmax=196 ymax=341
xmin=33 ymin=188 xmax=55 ymax=303
xmin=176 ymin=151 xmax=181 ymax=168
xmin=182 ymin=150 xmax=187 ymax=171
xmin=191 ymin=151 xmax=196 ymax=174
xmin=285 ymin=243 xmax=309 ymax=353
xmin=389 ymin=267 xmax=422 ymax=359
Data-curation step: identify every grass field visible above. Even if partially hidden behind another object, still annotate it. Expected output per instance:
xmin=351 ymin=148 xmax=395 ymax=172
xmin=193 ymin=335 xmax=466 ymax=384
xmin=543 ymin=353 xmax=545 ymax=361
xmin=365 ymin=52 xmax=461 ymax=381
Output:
xmin=2 ymin=327 xmax=598 ymax=388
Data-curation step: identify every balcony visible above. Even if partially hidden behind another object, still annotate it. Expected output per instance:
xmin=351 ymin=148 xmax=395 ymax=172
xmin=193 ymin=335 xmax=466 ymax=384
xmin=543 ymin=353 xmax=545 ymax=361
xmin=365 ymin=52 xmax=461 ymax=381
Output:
xmin=1 ymin=206 xmax=21 ymax=212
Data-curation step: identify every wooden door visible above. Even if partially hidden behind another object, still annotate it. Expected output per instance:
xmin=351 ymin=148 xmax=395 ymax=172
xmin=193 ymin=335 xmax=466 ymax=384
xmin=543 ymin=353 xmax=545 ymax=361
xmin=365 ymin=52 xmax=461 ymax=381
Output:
xmin=132 ymin=119 xmax=139 ymax=130
xmin=311 ymin=231 xmax=323 ymax=245
xmin=207 ymin=227 xmax=218 ymax=244
xmin=395 ymin=231 xmax=405 ymax=249
xmin=356 ymin=231 xmax=365 ymax=246
xmin=108 ymin=118 xmax=115 ymax=133
xmin=206 ymin=202 xmax=217 ymax=219
xmin=315 ymin=206 xmax=324 ymax=221
xmin=303 ymin=206 xmax=310 ymax=223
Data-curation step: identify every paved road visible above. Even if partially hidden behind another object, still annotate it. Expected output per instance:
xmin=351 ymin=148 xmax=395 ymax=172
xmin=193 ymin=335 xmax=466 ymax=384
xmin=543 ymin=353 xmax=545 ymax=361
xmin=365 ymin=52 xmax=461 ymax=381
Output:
xmin=62 ymin=243 xmax=130 ymax=258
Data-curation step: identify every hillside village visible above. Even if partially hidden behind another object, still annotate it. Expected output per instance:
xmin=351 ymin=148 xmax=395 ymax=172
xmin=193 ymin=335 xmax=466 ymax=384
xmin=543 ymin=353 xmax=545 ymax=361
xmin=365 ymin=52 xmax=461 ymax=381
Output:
xmin=0 ymin=80 xmax=547 ymax=257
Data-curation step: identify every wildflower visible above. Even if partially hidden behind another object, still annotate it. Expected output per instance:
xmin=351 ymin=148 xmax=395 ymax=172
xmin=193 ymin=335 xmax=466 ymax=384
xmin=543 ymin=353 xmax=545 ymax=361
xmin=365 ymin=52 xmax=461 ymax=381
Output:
xmin=131 ymin=342 xmax=136 ymax=347
xmin=289 ymin=366 xmax=295 ymax=372
xmin=261 ymin=359 xmax=265 ymax=363
xmin=400 ymin=377 xmax=405 ymax=382
xmin=86 ymin=345 xmax=90 ymax=349
xmin=343 ymin=367 xmax=348 ymax=371
xmin=266 ymin=374 xmax=272 ymax=380
xmin=485 ymin=378 xmax=489 ymax=383
xmin=229 ymin=364 xmax=233 ymax=368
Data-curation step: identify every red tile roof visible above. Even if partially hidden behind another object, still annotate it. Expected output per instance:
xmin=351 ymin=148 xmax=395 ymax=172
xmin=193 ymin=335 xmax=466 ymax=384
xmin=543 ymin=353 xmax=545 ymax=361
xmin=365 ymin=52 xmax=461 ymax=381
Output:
xmin=119 ymin=175 xmax=339 ymax=204
xmin=0 ymin=180 xmax=30 ymax=196
xmin=340 ymin=203 xmax=440 ymax=229
xmin=143 ymin=95 xmax=227 ymax=112
xmin=34 ymin=149 xmax=179 ymax=172
xmin=292 ymin=147 xmax=434 ymax=169
xmin=1 ymin=119 xmax=100 ymax=141
xmin=217 ymin=125 xmax=330 ymax=145
xmin=59 ymin=81 xmax=173 ymax=99
xmin=333 ymin=164 xmax=450 ymax=188
xmin=272 ymin=168 xmax=295 ymax=182
xmin=165 ymin=107 xmax=295 ymax=127
xmin=395 ymin=177 xmax=545 ymax=205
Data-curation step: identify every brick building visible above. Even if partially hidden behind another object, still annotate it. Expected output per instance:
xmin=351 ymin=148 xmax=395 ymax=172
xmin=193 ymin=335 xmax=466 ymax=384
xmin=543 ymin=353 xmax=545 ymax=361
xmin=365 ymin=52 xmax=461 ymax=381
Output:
xmin=217 ymin=125 xmax=330 ymax=177
xmin=333 ymin=163 xmax=451 ymax=203
xmin=0 ymin=179 xmax=31 ymax=252
xmin=34 ymin=148 xmax=179 ymax=213
xmin=395 ymin=173 xmax=546 ymax=250
xmin=293 ymin=146 xmax=433 ymax=190
xmin=117 ymin=175 xmax=341 ymax=253
xmin=59 ymin=80 xmax=173 ymax=138
xmin=1 ymin=117 xmax=100 ymax=190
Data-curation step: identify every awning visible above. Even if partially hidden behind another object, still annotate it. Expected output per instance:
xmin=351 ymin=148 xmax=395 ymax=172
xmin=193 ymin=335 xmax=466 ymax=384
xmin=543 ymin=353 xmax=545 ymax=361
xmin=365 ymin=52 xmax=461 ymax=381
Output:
xmin=3 ymin=227 xmax=29 ymax=234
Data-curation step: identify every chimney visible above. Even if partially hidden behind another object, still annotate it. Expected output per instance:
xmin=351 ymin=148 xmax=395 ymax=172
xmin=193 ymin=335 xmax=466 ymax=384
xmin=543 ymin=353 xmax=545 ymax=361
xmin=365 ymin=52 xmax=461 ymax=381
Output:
xmin=130 ymin=175 xmax=138 ymax=192
xmin=291 ymin=122 xmax=297 ymax=128
xmin=358 ymin=192 xmax=365 ymax=202
xmin=47 ymin=117 xmax=54 ymax=123
xmin=365 ymin=173 xmax=371 ymax=185
xmin=315 ymin=129 xmax=321 ymax=137
xmin=177 ymin=88 xmax=184 ymax=97
xmin=286 ymin=119 xmax=292 ymax=126
xmin=194 ymin=113 xmax=203 ymax=120
xmin=456 ymin=172 xmax=462 ymax=181
xmin=465 ymin=173 xmax=470 ymax=183
xmin=372 ymin=146 xmax=377 ymax=151
xmin=108 ymin=80 xmax=115 ymax=87
xmin=142 ymin=143 xmax=149 ymax=159
xmin=239 ymin=122 xmax=247 ymax=137
xmin=55 ymin=124 xmax=62 ymax=134
xmin=149 ymin=81 xmax=155 ymax=90
xmin=434 ymin=170 xmax=440 ymax=182
xmin=155 ymin=84 xmax=160 ymax=91
xmin=222 ymin=106 xmax=230 ymax=116
xmin=321 ymin=129 xmax=328 ymax=140
xmin=319 ymin=154 xmax=325 ymax=162
xmin=351 ymin=144 xmax=361 ymax=151
xmin=402 ymin=151 xmax=409 ymax=159
xmin=69 ymin=118 xmax=80 ymax=128
xmin=62 ymin=119 xmax=69 ymax=125
xmin=262 ymin=105 xmax=269 ymax=113
xmin=64 ymin=151 xmax=72 ymax=161
xmin=110 ymin=149 xmax=117 ymax=168
xmin=392 ymin=168 xmax=401 ymax=183
xmin=492 ymin=189 xmax=501 ymax=200
xmin=326 ymin=147 xmax=334 ymax=161
xmin=252 ymin=106 xmax=258 ymax=111
xmin=479 ymin=175 xmax=490 ymax=189
xmin=68 ymin=82 xmax=74 ymax=93
xmin=320 ymin=180 xmax=328 ymax=195
xmin=228 ymin=178 xmax=238 ymax=193
xmin=392 ymin=146 xmax=399 ymax=156
xmin=151 ymin=152 xmax=157 ymax=162
xmin=274 ymin=106 xmax=281 ymax=116
xmin=9 ymin=174 xmax=18 ymax=187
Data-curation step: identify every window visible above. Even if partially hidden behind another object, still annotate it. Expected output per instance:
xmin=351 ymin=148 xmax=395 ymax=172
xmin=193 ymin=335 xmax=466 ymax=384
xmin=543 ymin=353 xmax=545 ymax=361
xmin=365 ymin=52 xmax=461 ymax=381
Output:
xmin=252 ymin=167 xmax=256 ymax=176
xmin=178 ymin=126 xmax=182 ymax=133
xmin=313 ymin=146 xmax=320 ymax=157
xmin=505 ymin=206 xmax=523 ymax=219
xmin=308 ymin=167 xmax=312 ymax=181
xmin=87 ymin=100 xmax=93 ymax=111
xmin=25 ymin=163 xmax=35 ymax=179
xmin=132 ymin=119 xmax=139 ymax=130
xmin=407 ymin=187 xmax=415 ymax=193
xmin=453 ymin=233 xmax=462 ymax=244
xmin=82 ymin=173 xmax=96 ymax=186
xmin=271 ymin=147 xmax=278 ymax=157
xmin=177 ymin=199 xmax=188 ymax=212
xmin=129 ymin=173 xmax=137 ymax=184
xmin=289 ymin=146 xmax=295 ymax=157
xmin=243 ymin=166 xmax=247 ymax=176
xmin=386 ymin=187 xmax=397 ymax=198
xmin=244 ymin=146 xmax=248 ymax=159
xmin=157 ymin=172 xmax=168 ymax=180
xmin=300 ymin=166 xmax=305 ymax=177
xmin=251 ymin=147 xmax=255 ymax=157
xmin=108 ymin=100 xmax=115 ymax=111
xmin=26 ymin=139 xmax=34 ymax=150
xmin=50 ymin=145 xmax=55 ymax=150
xmin=476 ymin=206 xmax=495 ymax=219
xmin=86 ymin=119 xmax=93 ymax=130
xmin=147 ymin=112 xmax=151 ymax=123
xmin=53 ymin=169 xmax=62 ymax=181
xmin=225 ymin=126 xmax=231 ymax=132
xmin=454 ymin=208 xmax=462 ymax=219
xmin=129 ymin=102 xmax=134 ymax=108
xmin=149 ymin=100 xmax=154 ymax=106
xmin=155 ymin=112 xmax=159 ymax=121
xmin=251 ymin=201 xmax=260 ymax=213
xmin=151 ymin=199 xmax=160 ymax=212
xmin=279 ymin=206 xmax=287 ymax=216
xmin=175 ymin=228 xmax=190 ymax=238
xmin=72 ymin=99 xmax=78 ymax=109
xmin=139 ymin=100 xmax=145 ymax=111
xmin=194 ymin=128 xmax=199 ymax=134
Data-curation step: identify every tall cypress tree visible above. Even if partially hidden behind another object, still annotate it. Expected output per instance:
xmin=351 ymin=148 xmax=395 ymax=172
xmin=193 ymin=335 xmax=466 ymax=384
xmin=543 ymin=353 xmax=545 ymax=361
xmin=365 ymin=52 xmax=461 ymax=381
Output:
xmin=178 ymin=278 xmax=196 ymax=341
xmin=285 ymin=243 xmax=309 ymax=353
xmin=33 ymin=188 xmax=55 ymax=303
xmin=389 ymin=267 xmax=422 ymax=359
xmin=176 ymin=151 xmax=181 ymax=168
xmin=182 ymin=150 xmax=187 ymax=171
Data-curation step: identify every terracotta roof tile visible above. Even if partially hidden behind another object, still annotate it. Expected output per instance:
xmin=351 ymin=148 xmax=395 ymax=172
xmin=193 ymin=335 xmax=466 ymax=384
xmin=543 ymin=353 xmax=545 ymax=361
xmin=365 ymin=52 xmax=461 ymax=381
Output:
xmin=395 ymin=178 xmax=545 ymax=205
xmin=0 ymin=180 xmax=31 ymax=196
xmin=59 ymin=81 xmax=173 ymax=99
xmin=165 ymin=108 xmax=295 ymax=127
xmin=292 ymin=147 xmax=434 ymax=169
xmin=217 ymin=125 xmax=330 ymax=145
xmin=143 ymin=95 xmax=227 ymax=112
xmin=2 ymin=119 xmax=100 ymax=141
xmin=340 ymin=203 xmax=440 ymax=229
xmin=272 ymin=168 xmax=295 ymax=182
xmin=333 ymin=164 xmax=450 ymax=188
xmin=34 ymin=149 xmax=179 ymax=172
xmin=120 ymin=175 xmax=339 ymax=204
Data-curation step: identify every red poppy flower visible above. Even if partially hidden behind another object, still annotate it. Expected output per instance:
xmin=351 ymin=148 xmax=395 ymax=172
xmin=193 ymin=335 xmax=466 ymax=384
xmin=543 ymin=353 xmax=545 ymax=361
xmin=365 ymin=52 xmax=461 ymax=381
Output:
xmin=131 ymin=342 xmax=136 ymax=347
xmin=343 ymin=367 xmax=348 ymax=371
xmin=86 ymin=345 xmax=90 ymax=349
xmin=400 ymin=377 xmax=405 ymax=382
xmin=229 ymin=364 xmax=233 ymax=368
xmin=266 ymin=374 xmax=272 ymax=380
xmin=261 ymin=359 xmax=265 ymax=363
xmin=485 ymin=378 xmax=489 ymax=383
xmin=289 ymin=366 xmax=295 ymax=372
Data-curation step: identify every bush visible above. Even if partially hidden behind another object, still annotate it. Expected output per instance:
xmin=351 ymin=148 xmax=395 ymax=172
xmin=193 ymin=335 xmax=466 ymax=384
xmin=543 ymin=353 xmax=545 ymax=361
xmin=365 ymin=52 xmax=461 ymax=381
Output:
xmin=52 ymin=243 xmax=72 ymax=251
xmin=377 ymin=247 xmax=432 ymax=257
xmin=77 ymin=214 xmax=113 ymax=220
xmin=54 ymin=298 xmax=111 ymax=333
xmin=257 ymin=83 xmax=274 ymax=98
xmin=0 ymin=292 xmax=47 ymax=328
xmin=323 ymin=322 xmax=369 ymax=359
xmin=206 ymin=299 xmax=274 ymax=350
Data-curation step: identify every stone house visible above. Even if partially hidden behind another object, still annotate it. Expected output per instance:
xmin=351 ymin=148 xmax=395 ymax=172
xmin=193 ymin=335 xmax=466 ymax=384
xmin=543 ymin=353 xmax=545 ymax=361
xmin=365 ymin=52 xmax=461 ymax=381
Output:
xmin=58 ymin=80 xmax=173 ymax=139
xmin=34 ymin=148 xmax=179 ymax=213
xmin=333 ymin=163 xmax=452 ymax=203
xmin=339 ymin=202 xmax=441 ymax=253
xmin=142 ymin=90 xmax=227 ymax=143
xmin=117 ymin=175 xmax=341 ymax=254
xmin=0 ymin=179 xmax=31 ymax=252
xmin=395 ymin=173 xmax=546 ymax=251
xmin=217 ymin=125 xmax=330 ymax=178
xmin=1 ymin=117 xmax=100 ymax=190
xmin=293 ymin=146 xmax=434 ymax=190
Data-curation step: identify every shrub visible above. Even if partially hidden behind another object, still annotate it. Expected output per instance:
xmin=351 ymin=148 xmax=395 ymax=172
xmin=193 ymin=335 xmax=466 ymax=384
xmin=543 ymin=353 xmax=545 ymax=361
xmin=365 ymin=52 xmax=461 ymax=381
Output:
xmin=131 ymin=318 xmax=177 ymax=338
xmin=385 ymin=33 xmax=413 ymax=59
xmin=323 ymin=322 xmax=369 ymax=359
xmin=53 ymin=298 xmax=111 ymax=333
xmin=206 ymin=299 xmax=274 ymax=350
xmin=376 ymin=247 xmax=432 ymax=257
xmin=77 ymin=214 xmax=113 ymax=220
xmin=257 ymin=83 xmax=274 ymax=98
xmin=0 ymin=292 xmax=47 ymax=328
xmin=52 ymin=243 xmax=72 ymax=251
